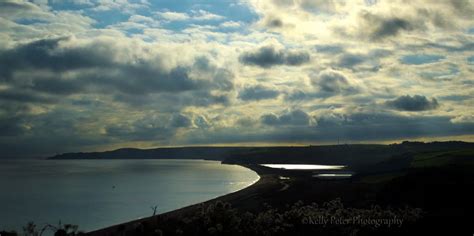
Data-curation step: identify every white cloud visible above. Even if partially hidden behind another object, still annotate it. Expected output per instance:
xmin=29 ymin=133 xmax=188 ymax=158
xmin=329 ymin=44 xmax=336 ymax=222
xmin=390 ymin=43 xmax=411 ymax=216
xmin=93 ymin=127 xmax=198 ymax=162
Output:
xmin=155 ymin=10 xmax=224 ymax=22
xmin=220 ymin=21 xmax=242 ymax=28
xmin=191 ymin=10 xmax=225 ymax=21
xmin=155 ymin=11 xmax=190 ymax=21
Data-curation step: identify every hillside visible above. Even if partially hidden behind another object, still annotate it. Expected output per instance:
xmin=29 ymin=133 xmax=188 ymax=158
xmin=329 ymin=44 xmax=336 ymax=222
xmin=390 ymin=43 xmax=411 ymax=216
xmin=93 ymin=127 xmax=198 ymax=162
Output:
xmin=50 ymin=141 xmax=474 ymax=171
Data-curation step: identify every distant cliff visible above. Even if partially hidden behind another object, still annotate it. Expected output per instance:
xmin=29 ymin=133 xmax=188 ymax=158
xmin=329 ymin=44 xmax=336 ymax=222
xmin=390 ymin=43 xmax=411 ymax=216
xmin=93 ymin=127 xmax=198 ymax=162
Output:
xmin=49 ymin=147 xmax=255 ymax=161
xmin=49 ymin=141 xmax=474 ymax=170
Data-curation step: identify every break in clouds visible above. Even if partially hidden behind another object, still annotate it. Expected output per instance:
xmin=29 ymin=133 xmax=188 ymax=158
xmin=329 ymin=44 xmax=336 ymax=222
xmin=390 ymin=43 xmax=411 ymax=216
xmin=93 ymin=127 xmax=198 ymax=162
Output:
xmin=0 ymin=0 xmax=473 ymax=158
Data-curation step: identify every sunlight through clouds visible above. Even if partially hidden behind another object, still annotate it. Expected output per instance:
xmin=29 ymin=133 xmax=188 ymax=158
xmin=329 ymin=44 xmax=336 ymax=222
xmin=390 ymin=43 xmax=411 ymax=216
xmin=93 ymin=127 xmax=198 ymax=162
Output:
xmin=0 ymin=0 xmax=473 ymax=158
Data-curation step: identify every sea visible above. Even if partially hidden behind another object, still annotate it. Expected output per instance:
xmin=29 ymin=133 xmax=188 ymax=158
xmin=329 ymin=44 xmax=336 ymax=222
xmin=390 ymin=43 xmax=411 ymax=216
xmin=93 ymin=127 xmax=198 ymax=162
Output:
xmin=0 ymin=159 xmax=259 ymax=233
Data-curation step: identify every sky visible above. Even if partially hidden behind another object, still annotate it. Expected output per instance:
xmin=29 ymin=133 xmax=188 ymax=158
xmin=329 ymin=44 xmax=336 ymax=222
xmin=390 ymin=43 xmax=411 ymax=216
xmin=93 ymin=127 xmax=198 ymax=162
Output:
xmin=0 ymin=0 xmax=473 ymax=158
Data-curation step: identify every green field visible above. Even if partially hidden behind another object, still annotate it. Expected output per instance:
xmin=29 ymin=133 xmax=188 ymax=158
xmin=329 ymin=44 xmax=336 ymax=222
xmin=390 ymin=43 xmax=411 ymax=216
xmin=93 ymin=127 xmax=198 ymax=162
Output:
xmin=410 ymin=149 xmax=474 ymax=168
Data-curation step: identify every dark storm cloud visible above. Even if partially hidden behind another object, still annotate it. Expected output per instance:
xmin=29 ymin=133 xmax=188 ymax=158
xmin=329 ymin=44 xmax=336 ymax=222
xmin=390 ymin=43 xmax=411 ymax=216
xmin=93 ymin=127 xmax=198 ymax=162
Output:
xmin=170 ymin=114 xmax=192 ymax=128
xmin=192 ymin=56 xmax=234 ymax=91
xmin=285 ymin=90 xmax=311 ymax=101
xmin=0 ymin=38 xmax=234 ymax=103
xmin=261 ymin=109 xmax=313 ymax=126
xmin=421 ymin=42 xmax=474 ymax=52
xmin=0 ymin=116 xmax=27 ymax=137
xmin=30 ymin=77 xmax=87 ymax=95
xmin=337 ymin=53 xmax=366 ymax=68
xmin=98 ymin=66 xmax=201 ymax=94
xmin=315 ymin=45 xmax=345 ymax=54
xmin=238 ymin=85 xmax=279 ymax=101
xmin=359 ymin=12 xmax=414 ymax=41
xmin=0 ymin=37 xmax=238 ymax=158
xmin=186 ymin=91 xmax=230 ymax=107
xmin=266 ymin=18 xmax=283 ymax=28
xmin=239 ymin=46 xmax=310 ymax=68
xmin=312 ymin=112 xmax=474 ymax=141
xmin=105 ymin=113 xmax=194 ymax=141
xmin=312 ymin=70 xmax=358 ymax=95
xmin=105 ymin=119 xmax=174 ymax=142
xmin=187 ymin=111 xmax=474 ymax=145
xmin=440 ymin=95 xmax=471 ymax=101
xmin=385 ymin=95 xmax=439 ymax=111
xmin=335 ymin=50 xmax=390 ymax=70
xmin=0 ymin=108 xmax=105 ymax=155
xmin=372 ymin=18 xmax=412 ymax=40
xmin=0 ymin=37 xmax=113 ymax=80
xmin=0 ymin=89 xmax=56 ymax=103
xmin=113 ymin=90 xmax=230 ymax=111
xmin=284 ymin=90 xmax=326 ymax=102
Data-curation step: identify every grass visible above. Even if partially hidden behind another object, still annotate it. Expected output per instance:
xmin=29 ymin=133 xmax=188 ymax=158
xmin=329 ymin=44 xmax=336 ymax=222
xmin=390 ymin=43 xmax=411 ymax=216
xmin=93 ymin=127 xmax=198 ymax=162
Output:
xmin=359 ymin=172 xmax=406 ymax=184
xmin=410 ymin=149 xmax=474 ymax=168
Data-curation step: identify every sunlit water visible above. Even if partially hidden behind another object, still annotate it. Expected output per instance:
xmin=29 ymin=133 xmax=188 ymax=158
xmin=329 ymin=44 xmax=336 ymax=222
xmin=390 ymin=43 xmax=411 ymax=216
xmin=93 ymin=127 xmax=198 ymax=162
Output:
xmin=0 ymin=159 xmax=259 ymax=233
xmin=261 ymin=164 xmax=346 ymax=170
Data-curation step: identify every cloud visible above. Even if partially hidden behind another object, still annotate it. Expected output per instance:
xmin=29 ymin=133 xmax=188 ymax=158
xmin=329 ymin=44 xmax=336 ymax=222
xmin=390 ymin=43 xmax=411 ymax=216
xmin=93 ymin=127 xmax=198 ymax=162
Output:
xmin=1 ymin=0 xmax=473 ymax=158
xmin=220 ymin=21 xmax=242 ymax=28
xmin=179 ymin=109 xmax=474 ymax=146
xmin=334 ymin=50 xmax=390 ymax=71
xmin=369 ymin=17 xmax=413 ymax=40
xmin=239 ymin=46 xmax=310 ymax=68
xmin=238 ymin=85 xmax=279 ymax=101
xmin=0 ymin=88 xmax=56 ymax=103
xmin=311 ymin=70 xmax=358 ymax=95
xmin=191 ymin=10 xmax=225 ymax=21
xmin=104 ymin=111 xmax=192 ymax=142
xmin=0 ymin=116 xmax=27 ymax=137
xmin=451 ymin=115 xmax=474 ymax=124
xmin=155 ymin=10 xmax=224 ymax=22
xmin=385 ymin=95 xmax=440 ymax=111
xmin=155 ymin=11 xmax=190 ymax=21
xmin=104 ymin=112 xmax=198 ymax=142
xmin=170 ymin=113 xmax=192 ymax=128
xmin=0 ymin=37 xmax=234 ymax=97
xmin=337 ymin=53 xmax=367 ymax=68
xmin=0 ymin=0 xmax=47 ymax=20
xmin=91 ymin=0 xmax=150 ymax=13
xmin=264 ymin=17 xmax=284 ymax=28
xmin=315 ymin=45 xmax=345 ymax=54
xmin=105 ymin=123 xmax=172 ymax=142
xmin=311 ymin=112 xmax=474 ymax=141
xmin=0 ymin=37 xmax=113 ymax=79
xmin=400 ymin=54 xmax=445 ymax=65
xmin=261 ymin=109 xmax=314 ymax=126
xmin=193 ymin=115 xmax=210 ymax=129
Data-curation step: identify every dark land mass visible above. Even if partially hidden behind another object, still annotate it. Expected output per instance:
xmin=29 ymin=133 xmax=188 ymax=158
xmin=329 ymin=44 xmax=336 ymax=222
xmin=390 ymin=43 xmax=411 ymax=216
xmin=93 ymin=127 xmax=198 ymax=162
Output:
xmin=50 ymin=141 xmax=472 ymax=170
xmin=42 ymin=142 xmax=474 ymax=235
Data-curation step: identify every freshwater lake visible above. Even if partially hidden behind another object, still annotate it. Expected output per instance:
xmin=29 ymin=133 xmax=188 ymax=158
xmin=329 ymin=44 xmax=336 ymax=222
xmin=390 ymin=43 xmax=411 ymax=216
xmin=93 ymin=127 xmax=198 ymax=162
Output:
xmin=0 ymin=159 xmax=259 ymax=233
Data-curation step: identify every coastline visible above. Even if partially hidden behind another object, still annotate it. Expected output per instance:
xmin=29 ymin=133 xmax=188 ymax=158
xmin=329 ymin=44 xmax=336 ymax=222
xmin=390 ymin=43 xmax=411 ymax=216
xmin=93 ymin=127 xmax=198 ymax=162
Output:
xmin=86 ymin=164 xmax=281 ymax=236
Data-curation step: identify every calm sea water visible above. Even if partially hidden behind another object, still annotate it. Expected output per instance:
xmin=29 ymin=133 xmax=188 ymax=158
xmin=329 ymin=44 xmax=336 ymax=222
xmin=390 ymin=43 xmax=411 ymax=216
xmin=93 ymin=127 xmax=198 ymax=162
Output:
xmin=0 ymin=159 xmax=259 ymax=233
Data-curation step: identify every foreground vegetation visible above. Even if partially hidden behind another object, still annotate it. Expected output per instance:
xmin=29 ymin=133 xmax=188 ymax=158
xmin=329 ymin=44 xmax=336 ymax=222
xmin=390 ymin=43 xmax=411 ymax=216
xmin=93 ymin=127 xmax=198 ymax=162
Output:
xmin=146 ymin=199 xmax=422 ymax=236
xmin=1 ymin=199 xmax=424 ymax=236
xmin=0 ymin=221 xmax=84 ymax=236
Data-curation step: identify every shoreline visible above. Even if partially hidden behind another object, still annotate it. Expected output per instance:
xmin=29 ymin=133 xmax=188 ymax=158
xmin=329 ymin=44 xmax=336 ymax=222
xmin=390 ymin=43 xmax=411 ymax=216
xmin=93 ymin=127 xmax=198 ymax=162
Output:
xmin=87 ymin=164 xmax=281 ymax=236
